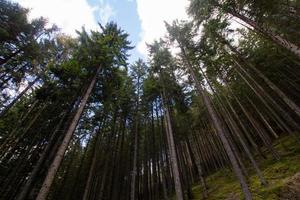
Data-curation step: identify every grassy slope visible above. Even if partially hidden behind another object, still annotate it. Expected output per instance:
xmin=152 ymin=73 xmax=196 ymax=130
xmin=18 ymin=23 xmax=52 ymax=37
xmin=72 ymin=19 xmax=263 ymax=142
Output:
xmin=190 ymin=136 xmax=300 ymax=200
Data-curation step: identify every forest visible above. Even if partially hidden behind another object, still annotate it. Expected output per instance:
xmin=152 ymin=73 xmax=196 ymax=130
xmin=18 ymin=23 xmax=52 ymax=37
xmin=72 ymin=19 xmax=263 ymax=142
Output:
xmin=0 ymin=0 xmax=300 ymax=199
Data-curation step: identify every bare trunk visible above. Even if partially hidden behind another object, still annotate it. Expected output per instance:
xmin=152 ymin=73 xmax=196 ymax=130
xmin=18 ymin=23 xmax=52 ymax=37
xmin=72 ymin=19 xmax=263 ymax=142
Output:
xmin=82 ymin=118 xmax=106 ymax=200
xmin=232 ymin=60 xmax=300 ymax=138
xmin=188 ymin=136 xmax=208 ymax=198
xmin=221 ymin=100 xmax=268 ymax=186
xmin=179 ymin=45 xmax=252 ymax=200
xmin=131 ymin=124 xmax=138 ymax=200
xmin=229 ymin=10 xmax=300 ymax=59
xmin=16 ymin=111 xmax=67 ymax=200
xmin=222 ymin=38 xmax=300 ymax=118
xmin=36 ymin=66 xmax=101 ymax=200
xmin=161 ymin=94 xmax=185 ymax=200
xmin=0 ymin=77 xmax=39 ymax=118
xmin=131 ymin=76 xmax=141 ymax=200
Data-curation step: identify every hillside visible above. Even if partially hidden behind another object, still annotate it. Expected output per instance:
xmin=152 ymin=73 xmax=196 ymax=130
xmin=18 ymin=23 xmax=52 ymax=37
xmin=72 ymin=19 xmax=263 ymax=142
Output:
xmin=191 ymin=136 xmax=300 ymax=200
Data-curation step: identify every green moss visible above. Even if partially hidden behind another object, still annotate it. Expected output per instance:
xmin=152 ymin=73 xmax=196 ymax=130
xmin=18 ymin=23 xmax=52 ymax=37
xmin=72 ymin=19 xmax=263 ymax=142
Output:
xmin=189 ymin=135 xmax=300 ymax=200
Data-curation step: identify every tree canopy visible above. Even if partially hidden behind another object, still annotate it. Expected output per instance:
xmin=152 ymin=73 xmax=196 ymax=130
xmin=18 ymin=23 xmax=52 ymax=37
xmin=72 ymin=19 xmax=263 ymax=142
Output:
xmin=1 ymin=0 xmax=300 ymax=200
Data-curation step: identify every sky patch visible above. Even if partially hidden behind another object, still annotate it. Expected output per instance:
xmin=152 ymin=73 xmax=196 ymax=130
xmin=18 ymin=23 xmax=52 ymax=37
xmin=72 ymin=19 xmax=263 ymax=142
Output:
xmin=136 ymin=0 xmax=189 ymax=57
xmin=15 ymin=0 xmax=99 ymax=36
xmin=13 ymin=0 xmax=190 ymax=62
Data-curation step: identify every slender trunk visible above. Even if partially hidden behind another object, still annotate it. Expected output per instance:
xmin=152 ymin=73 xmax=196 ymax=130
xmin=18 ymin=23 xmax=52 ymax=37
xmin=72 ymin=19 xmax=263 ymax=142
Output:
xmin=131 ymin=76 xmax=141 ymax=200
xmin=231 ymin=58 xmax=300 ymax=135
xmin=151 ymin=104 xmax=159 ymax=200
xmin=232 ymin=92 xmax=281 ymax=160
xmin=178 ymin=143 xmax=193 ymax=200
xmin=35 ymin=66 xmax=101 ymax=200
xmin=0 ymin=48 xmax=23 ymax=66
xmin=157 ymin=100 xmax=169 ymax=200
xmin=179 ymin=45 xmax=252 ymax=200
xmin=0 ymin=104 xmax=46 ymax=162
xmin=0 ymin=77 xmax=39 ymax=118
xmin=143 ymin=122 xmax=150 ymax=200
xmin=222 ymin=101 xmax=268 ymax=186
xmin=16 ymin=111 xmax=68 ymax=200
xmin=112 ymin=117 xmax=126 ymax=200
xmin=98 ymin=111 xmax=119 ymax=200
xmin=161 ymin=94 xmax=185 ymax=200
xmin=0 ymin=99 xmax=38 ymax=152
xmin=247 ymin=97 xmax=279 ymax=138
xmin=228 ymin=9 xmax=300 ymax=58
xmin=0 ymin=31 xmax=46 ymax=66
xmin=199 ymin=67 xmax=268 ymax=185
xmin=224 ymin=95 xmax=266 ymax=159
xmin=82 ymin=117 xmax=106 ymax=200
xmin=188 ymin=136 xmax=208 ymax=198
xmin=222 ymin=38 xmax=300 ymax=118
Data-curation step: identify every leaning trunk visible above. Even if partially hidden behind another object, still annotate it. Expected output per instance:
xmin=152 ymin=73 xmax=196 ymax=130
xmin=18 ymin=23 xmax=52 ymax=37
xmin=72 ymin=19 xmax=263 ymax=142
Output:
xmin=35 ymin=66 xmax=101 ymax=200
xmin=221 ymin=37 xmax=300 ymax=118
xmin=0 ymin=77 xmax=39 ymax=118
xmin=229 ymin=10 xmax=300 ymax=59
xmin=179 ymin=45 xmax=253 ymax=200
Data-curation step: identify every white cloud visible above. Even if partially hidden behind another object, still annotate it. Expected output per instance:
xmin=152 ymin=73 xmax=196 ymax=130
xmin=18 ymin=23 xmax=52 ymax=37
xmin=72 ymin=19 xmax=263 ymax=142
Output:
xmin=136 ymin=0 xmax=190 ymax=57
xmin=14 ymin=0 xmax=99 ymax=36
xmin=99 ymin=0 xmax=116 ymax=24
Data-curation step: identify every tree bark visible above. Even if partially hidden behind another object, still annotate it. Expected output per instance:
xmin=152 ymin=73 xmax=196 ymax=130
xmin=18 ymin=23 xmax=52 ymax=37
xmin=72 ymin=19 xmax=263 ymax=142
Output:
xmin=15 ymin=111 xmax=68 ymax=200
xmin=35 ymin=66 xmax=101 ymax=200
xmin=221 ymin=38 xmax=300 ymax=118
xmin=131 ymin=75 xmax=141 ymax=200
xmin=0 ymin=77 xmax=39 ymax=118
xmin=82 ymin=117 xmax=106 ymax=200
xmin=179 ymin=45 xmax=253 ymax=200
xmin=161 ymin=93 xmax=185 ymax=200
xmin=225 ymin=8 xmax=300 ymax=59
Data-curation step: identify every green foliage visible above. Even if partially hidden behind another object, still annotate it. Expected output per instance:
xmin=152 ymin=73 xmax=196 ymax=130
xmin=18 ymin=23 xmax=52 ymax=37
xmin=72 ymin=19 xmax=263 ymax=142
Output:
xmin=1 ymin=1 xmax=300 ymax=200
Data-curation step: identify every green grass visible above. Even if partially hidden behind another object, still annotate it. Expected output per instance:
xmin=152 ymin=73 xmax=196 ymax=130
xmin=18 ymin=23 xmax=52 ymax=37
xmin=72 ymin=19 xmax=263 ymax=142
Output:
xmin=190 ymin=135 xmax=300 ymax=200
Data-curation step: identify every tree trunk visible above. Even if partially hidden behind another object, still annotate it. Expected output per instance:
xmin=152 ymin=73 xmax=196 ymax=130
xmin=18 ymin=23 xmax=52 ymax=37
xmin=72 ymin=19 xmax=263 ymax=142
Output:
xmin=222 ymin=38 xmax=300 ymax=118
xmin=198 ymin=67 xmax=268 ymax=185
xmin=232 ymin=60 xmax=300 ymax=138
xmin=15 ymin=111 xmax=68 ymax=200
xmin=35 ymin=66 xmax=101 ymax=200
xmin=82 ymin=116 xmax=106 ymax=200
xmin=0 ymin=77 xmax=39 ymax=118
xmin=131 ymin=76 xmax=141 ymax=200
xmin=161 ymin=94 xmax=185 ymax=200
xmin=0 ymin=48 xmax=23 ymax=66
xmin=179 ymin=45 xmax=253 ymax=200
xmin=228 ymin=9 xmax=300 ymax=59
xmin=188 ymin=136 xmax=208 ymax=198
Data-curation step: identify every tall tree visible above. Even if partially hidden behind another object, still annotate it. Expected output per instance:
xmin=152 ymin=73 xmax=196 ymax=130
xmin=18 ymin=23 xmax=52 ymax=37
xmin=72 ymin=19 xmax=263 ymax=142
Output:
xmin=188 ymin=0 xmax=300 ymax=58
xmin=166 ymin=21 xmax=253 ymax=200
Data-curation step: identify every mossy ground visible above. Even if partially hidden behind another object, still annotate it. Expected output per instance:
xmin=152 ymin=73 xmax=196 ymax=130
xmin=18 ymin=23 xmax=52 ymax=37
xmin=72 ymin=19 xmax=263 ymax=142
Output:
xmin=190 ymin=135 xmax=300 ymax=200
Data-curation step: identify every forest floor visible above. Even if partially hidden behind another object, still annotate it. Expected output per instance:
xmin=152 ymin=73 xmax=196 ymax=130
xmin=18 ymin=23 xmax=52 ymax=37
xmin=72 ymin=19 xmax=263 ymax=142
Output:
xmin=190 ymin=135 xmax=300 ymax=200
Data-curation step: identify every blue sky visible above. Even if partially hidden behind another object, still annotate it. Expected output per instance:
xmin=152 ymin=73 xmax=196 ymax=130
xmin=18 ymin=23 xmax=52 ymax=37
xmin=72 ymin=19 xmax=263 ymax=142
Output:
xmin=14 ymin=0 xmax=189 ymax=64
xmin=88 ymin=0 xmax=144 ymax=62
